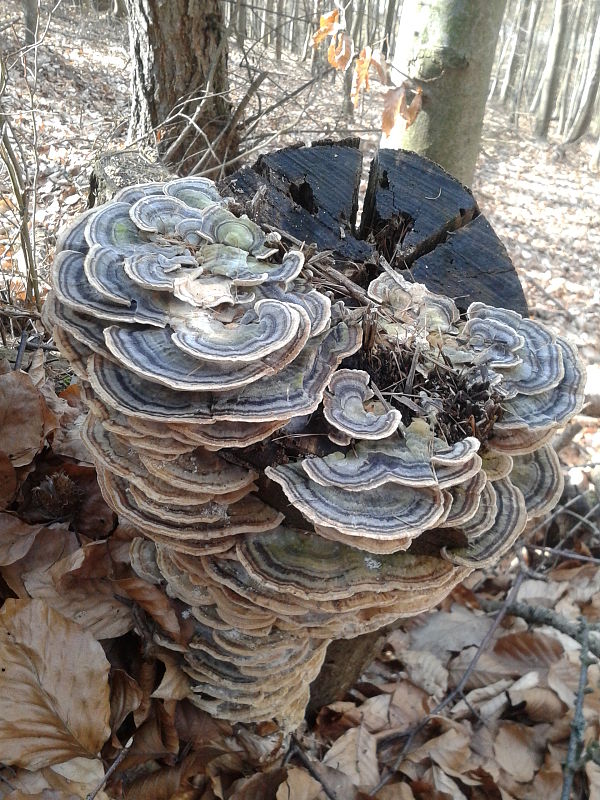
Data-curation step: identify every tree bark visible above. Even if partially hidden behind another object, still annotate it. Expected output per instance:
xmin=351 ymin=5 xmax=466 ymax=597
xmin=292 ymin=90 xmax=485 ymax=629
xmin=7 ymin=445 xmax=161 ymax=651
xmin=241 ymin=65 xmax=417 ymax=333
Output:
xmin=384 ymin=0 xmax=507 ymax=186
xmin=533 ymin=0 xmax=568 ymax=138
xmin=125 ymin=0 xmax=235 ymax=177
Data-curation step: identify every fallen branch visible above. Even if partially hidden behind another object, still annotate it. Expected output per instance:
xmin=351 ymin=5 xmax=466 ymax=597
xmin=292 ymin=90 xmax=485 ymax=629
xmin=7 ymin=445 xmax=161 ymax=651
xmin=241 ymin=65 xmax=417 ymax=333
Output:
xmin=561 ymin=620 xmax=590 ymax=800
xmin=479 ymin=598 xmax=600 ymax=658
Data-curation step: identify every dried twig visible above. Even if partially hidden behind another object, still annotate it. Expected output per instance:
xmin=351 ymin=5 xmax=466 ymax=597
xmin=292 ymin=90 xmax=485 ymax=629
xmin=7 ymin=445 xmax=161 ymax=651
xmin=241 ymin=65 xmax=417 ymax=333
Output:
xmin=85 ymin=743 xmax=131 ymax=800
xmin=285 ymin=735 xmax=338 ymax=800
xmin=561 ymin=620 xmax=591 ymax=800
xmin=479 ymin=598 xmax=600 ymax=657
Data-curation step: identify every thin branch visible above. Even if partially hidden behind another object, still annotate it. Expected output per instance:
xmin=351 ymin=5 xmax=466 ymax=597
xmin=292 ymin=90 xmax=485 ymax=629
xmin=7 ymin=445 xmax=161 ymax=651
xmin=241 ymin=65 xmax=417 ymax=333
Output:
xmin=479 ymin=599 xmax=600 ymax=658
xmin=287 ymin=736 xmax=338 ymax=800
xmin=561 ymin=620 xmax=590 ymax=800
xmin=85 ymin=743 xmax=131 ymax=800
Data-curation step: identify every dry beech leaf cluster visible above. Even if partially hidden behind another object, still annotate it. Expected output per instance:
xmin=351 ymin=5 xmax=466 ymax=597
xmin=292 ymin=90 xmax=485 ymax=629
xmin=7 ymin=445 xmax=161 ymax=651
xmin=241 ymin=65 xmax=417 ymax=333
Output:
xmin=311 ymin=6 xmax=421 ymax=126
xmin=0 ymin=175 xmax=590 ymax=798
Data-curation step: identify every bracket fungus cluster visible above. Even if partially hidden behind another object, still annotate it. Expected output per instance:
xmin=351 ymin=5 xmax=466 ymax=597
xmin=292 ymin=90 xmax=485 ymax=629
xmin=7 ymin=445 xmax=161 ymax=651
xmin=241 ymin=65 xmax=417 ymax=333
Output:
xmin=46 ymin=177 xmax=586 ymax=729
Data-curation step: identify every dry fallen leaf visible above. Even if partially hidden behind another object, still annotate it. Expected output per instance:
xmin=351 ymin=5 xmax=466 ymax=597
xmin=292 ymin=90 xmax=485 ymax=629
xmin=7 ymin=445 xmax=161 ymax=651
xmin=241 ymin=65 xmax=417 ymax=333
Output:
xmin=0 ymin=371 xmax=50 ymax=467
xmin=323 ymin=724 xmax=379 ymax=789
xmin=0 ymin=450 xmax=17 ymax=508
xmin=0 ymin=599 xmax=111 ymax=771
xmin=0 ymin=513 xmax=44 ymax=565
xmin=493 ymin=721 xmax=543 ymax=783
xmin=401 ymin=650 xmax=448 ymax=700
xmin=275 ymin=766 xmax=324 ymax=800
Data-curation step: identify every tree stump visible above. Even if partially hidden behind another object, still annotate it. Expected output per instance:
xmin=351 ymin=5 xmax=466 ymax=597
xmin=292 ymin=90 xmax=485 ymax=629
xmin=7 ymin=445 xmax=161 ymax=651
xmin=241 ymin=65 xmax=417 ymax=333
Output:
xmin=89 ymin=139 xmax=528 ymax=715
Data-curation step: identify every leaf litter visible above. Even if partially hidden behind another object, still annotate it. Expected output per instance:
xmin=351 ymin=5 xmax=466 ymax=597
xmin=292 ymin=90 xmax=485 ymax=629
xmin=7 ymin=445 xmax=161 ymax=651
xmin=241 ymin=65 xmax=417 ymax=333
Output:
xmin=1 ymin=1 xmax=600 ymax=798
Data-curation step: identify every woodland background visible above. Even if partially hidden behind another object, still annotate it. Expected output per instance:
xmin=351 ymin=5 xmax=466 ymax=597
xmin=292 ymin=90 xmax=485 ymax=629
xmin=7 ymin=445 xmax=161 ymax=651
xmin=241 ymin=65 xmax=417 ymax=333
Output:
xmin=0 ymin=0 xmax=600 ymax=798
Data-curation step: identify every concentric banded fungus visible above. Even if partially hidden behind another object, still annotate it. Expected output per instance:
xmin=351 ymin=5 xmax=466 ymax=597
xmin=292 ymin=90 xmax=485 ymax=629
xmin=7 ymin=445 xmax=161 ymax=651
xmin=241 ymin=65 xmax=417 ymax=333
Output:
xmin=47 ymin=175 xmax=585 ymax=732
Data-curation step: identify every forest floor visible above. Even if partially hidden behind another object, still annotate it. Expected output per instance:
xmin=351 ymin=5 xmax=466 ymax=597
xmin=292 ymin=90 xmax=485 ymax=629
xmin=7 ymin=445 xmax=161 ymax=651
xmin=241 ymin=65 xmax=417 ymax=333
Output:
xmin=1 ymin=3 xmax=600 ymax=799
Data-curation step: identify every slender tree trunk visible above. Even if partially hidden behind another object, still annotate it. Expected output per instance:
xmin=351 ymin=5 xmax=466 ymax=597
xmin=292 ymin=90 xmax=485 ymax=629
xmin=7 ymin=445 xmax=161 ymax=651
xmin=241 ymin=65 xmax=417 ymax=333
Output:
xmin=236 ymin=0 xmax=247 ymax=47
xmin=126 ymin=0 xmax=236 ymax=176
xmin=276 ymin=0 xmax=284 ymax=59
xmin=498 ymin=0 xmax=527 ymax=105
xmin=382 ymin=0 xmax=399 ymax=57
xmin=23 ymin=0 xmax=38 ymax=45
xmin=513 ymin=0 xmax=540 ymax=125
xmin=557 ymin=0 xmax=584 ymax=135
xmin=563 ymin=8 xmax=600 ymax=142
xmin=384 ymin=0 xmax=507 ymax=186
xmin=533 ymin=0 xmax=568 ymax=138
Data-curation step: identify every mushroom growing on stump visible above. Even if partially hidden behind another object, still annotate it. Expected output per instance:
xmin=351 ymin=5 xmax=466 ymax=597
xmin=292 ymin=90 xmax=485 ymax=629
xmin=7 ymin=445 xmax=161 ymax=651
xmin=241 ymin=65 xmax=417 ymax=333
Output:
xmin=46 ymin=177 xmax=586 ymax=731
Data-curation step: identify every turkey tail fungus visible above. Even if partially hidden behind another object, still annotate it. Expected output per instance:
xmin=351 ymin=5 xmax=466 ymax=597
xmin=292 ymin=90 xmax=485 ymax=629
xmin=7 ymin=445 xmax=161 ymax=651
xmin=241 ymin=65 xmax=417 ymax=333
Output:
xmin=46 ymin=175 xmax=586 ymax=731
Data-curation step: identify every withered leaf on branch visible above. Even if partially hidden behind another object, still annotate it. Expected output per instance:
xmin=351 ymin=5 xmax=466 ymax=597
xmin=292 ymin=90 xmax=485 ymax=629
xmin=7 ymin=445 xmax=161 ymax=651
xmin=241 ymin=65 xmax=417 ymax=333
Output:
xmin=382 ymin=83 xmax=423 ymax=137
xmin=312 ymin=8 xmax=340 ymax=47
xmin=328 ymin=32 xmax=353 ymax=72
xmin=0 ymin=599 xmax=111 ymax=771
xmin=352 ymin=46 xmax=371 ymax=106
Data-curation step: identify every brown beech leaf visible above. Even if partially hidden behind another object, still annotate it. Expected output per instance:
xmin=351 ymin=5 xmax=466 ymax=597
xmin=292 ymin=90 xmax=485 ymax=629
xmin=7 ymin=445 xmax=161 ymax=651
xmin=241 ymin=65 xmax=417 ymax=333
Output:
xmin=381 ymin=83 xmax=423 ymax=136
xmin=152 ymin=653 xmax=192 ymax=701
xmin=109 ymin=669 xmax=144 ymax=737
xmin=229 ymin=768 xmax=288 ymax=799
xmin=124 ymin=752 xmax=209 ymax=800
xmin=312 ymin=8 xmax=340 ymax=47
xmin=121 ymin=701 xmax=179 ymax=770
xmin=327 ymin=32 xmax=353 ymax=72
xmin=0 ymin=371 xmax=47 ymax=467
xmin=370 ymin=48 xmax=389 ymax=84
xmin=275 ymin=767 xmax=324 ymax=800
xmin=0 ymin=513 xmax=44 ymax=566
xmin=175 ymin=700 xmax=233 ymax=749
xmin=323 ymin=724 xmax=379 ymax=789
xmin=0 ymin=450 xmax=17 ymax=509
xmin=0 ymin=525 xmax=78 ymax=598
xmin=116 ymin=576 xmax=183 ymax=641
xmin=493 ymin=721 xmax=543 ymax=783
xmin=352 ymin=46 xmax=371 ymax=106
xmin=0 ymin=599 xmax=111 ymax=770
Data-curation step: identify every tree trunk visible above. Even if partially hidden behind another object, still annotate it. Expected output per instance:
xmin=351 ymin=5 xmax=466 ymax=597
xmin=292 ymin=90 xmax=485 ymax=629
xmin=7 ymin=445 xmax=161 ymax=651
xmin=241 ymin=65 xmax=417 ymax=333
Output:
xmin=533 ymin=0 xmax=568 ymax=138
xmin=498 ymin=0 xmax=527 ymax=105
xmin=514 ymin=0 xmax=540 ymax=124
xmin=563 ymin=8 xmax=600 ymax=143
xmin=125 ymin=0 xmax=235 ymax=177
xmin=23 ymin=0 xmax=38 ymax=45
xmin=384 ymin=0 xmax=507 ymax=186
xmin=382 ymin=0 xmax=399 ymax=57
xmin=276 ymin=0 xmax=284 ymax=59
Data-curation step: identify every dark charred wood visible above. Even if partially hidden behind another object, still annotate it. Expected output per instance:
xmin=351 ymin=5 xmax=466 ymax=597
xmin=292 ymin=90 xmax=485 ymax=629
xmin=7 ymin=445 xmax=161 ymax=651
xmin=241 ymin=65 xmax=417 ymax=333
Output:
xmin=360 ymin=148 xmax=478 ymax=265
xmin=410 ymin=214 xmax=529 ymax=315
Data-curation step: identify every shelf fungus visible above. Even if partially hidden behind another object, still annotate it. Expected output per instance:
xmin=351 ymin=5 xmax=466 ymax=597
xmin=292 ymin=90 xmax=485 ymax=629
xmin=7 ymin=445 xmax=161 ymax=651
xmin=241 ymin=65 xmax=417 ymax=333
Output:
xmin=48 ymin=179 xmax=585 ymax=730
